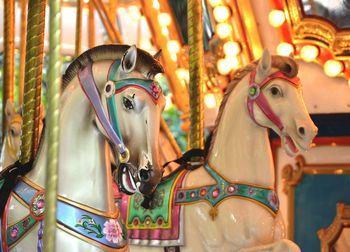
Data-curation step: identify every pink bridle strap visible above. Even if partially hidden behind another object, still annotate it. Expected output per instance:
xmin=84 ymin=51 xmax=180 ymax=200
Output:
xmin=247 ymin=69 xmax=300 ymax=131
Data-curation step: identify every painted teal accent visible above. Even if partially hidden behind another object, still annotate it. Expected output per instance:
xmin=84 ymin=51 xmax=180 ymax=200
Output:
xmin=294 ymin=174 xmax=350 ymax=252
xmin=107 ymin=97 xmax=123 ymax=142
xmin=114 ymin=78 xmax=157 ymax=93
xmin=175 ymin=163 xmax=279 ymax=214
xmin=0 ymin=179 xmax=4 ymax=190
xmin=107 ymin=60 xmax=121 ymax=81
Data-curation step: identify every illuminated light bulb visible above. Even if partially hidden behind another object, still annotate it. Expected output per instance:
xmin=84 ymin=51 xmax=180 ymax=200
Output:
xmin=167 ymin=40 xmax=180 ymax=54
xmin=139 ymin=38 xmax=152 ymax=51
xmin=213 ymin=5 xmax=231 ymax=23
xmin=227 ymin=57 xmax=239 ymax=69
xmin=129 ymin=6 xmax=141 ymax=21
xmin=348 ymin=79 xmax=350 ymax=88
xmin=276 ymin=42 xmax=294 ymax=56
xmin=217 ymin=58 xmax=232 ymax=75
xmin=324 ymin=60 xmax=344 ymax=77
xmin=216 ymin=23 xmax=232 ymax=39
xmin=176 ymin=68 xmax=189 ymax=83
xmin=300 ymin=45 xmax=319 ymax=62
xmin=158 ymin=13 xmax=171 ymax=27
xmin=117 ymin=7 xmax=126 ymax=14
xmin=208 ymin=0 xmax=222 ymax=7
xmin=161 ymin=27 xmax=169 ymax=36
xmin=165 ymin=95 xmax=173 ymax=110
xmin=268 ymin=10 xmax=285 ymax=27
xmin=170 ymin=53 xmax=177 ymax=62
xmin=204 ymin=93 xmax=217 ymax=108
xmin=224 ymin=41 xmax=241 ymax=56
xmin=153 ymin=0 xmax=160 ymax=10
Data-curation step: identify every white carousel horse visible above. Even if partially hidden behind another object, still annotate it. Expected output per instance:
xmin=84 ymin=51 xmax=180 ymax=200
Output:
xmin=123 ymin=50 xmax=317 ymax=252
xmin=0 ymin=100 xmax=22 ymax=171
xmin=1 ymin=44 xmax=165 ymax=252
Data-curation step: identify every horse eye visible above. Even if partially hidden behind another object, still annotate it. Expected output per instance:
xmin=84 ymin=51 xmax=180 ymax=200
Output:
xmin=123 ymin=97 xmax=134 ymax=110
xmin=270 ymin=86 xmax=282 ymax=97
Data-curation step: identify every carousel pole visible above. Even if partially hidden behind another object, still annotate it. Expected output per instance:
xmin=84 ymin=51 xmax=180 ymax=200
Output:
xmin=19 ymin=0 xmax=28 ymax=105
xmin=3 ymin=0 xmax=15 ymax=141
xmin=188 ymin=0 xmax=204 ymax=150
xmin=75 ymin=0 xmax=83 ymax=56
xmin=43 ymin=0 xmax=61 ymax=250
xmin=88 ymin=0 xmax=95 ymax=48
xmin=20 ymin=0 xmax=46 ymax=163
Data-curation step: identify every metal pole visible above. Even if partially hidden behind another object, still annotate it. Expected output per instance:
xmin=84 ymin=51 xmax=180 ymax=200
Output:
xmin=20 ymin=0 xmax=46 ymax=164
xmin=3 ymin=0 xmax=15 ymax=140
xmin=92 ymin=0 xmax=123 ymax=43
xmin=19 ymin=0 xmax=28 ymax=105
xmin=88 ymin=0 xmax=95 ymax=48
xmin=188 ymin=0 xmax=204 ymax=149
xmin=75 ymin=0 xmax=83 ymax=56
xmin=43 ymin=0 xmax=61 ymax=250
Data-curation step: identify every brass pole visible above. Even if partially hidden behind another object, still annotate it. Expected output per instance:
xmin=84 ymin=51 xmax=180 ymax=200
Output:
xmin=43 ymin=0 xmax=61 ymax=250
xmin=20 ymin=0 xmax=46 ymax=164
xmin=92 ymin=0 xmax=123 ymax=43
xmin=188 ymin=0 xmax=204 ymax=149
xmin=88 ymin=0 xmax=95 ymax=48
xmin=109 ymin=0 xmax=117 ymax=25
xmin=19 ymin=0 xmax=28 ymax=105
xmin=75 ymin=0 xmax=83 ymax=56
xmin=3 ymin=0 xmax=15 ymax=140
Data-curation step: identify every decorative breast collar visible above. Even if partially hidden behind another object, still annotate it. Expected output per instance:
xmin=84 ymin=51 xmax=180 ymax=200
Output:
xmin=175 ymin=162 xmax=279 ymax=219
xmin=4 ymin=178 xmax=127 ymax=251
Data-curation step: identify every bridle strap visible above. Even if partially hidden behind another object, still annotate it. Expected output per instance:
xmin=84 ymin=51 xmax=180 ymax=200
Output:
xmin=247 ymin=69 xmax=300 ymax=131
xmin=78 ymin=64 xmax=127 ymax=155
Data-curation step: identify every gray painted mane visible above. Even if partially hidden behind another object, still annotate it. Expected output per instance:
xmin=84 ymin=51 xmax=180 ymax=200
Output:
xmin=62 ymin=44 xmax=164 ymax=90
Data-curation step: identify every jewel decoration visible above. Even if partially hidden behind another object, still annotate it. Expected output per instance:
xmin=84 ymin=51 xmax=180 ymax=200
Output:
xmin=248 ymin=84 xmax=260 ymax=99
xmin=30 ymin=191 xmax=45 ymax=219
xmin=149 ymin=82 xmax=161 ymax=99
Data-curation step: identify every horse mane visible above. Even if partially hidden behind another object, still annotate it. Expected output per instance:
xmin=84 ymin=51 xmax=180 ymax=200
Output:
xmin=62 ymin=44 xmax=164 ymax=90
xmin=207 ymin=55 xmax=299 ymax=155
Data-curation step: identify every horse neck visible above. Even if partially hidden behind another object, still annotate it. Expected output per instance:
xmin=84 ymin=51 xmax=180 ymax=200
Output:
xmin=1 ymin=135 xmax=17 ymax=168
xmin=208 ymin=79 xmax=275 ymax=187
xmin=26 ymin=60 xmax=116 ymax=213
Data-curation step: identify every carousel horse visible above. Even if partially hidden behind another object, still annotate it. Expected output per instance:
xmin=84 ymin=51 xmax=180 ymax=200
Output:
xmin=0 ymin=100 xmax=22 ymax=171
xmin=121 ymin=50 xmax=318 ymax=252
xmin=0 ymin=44 xmax=165 ymax=252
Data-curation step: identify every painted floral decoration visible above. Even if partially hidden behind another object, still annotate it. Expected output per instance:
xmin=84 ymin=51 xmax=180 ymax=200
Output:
xmin=75 ymin=215 xmax=103 ymax=238
xmin=31 ymin=193 xmax=45 ymax=217
xmin=10 ymin=226 xmax=19 ymax=240
xmin=268 ymin=191 xmax=279 ymax=210
xmin=102 ymin=219 xmax=123 ymax=244
xmin=149 ymin=82 xmax=161 ymax=99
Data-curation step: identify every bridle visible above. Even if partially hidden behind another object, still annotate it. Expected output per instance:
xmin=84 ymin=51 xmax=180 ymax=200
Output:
xmin=247 ymin=69 xmax=300 ymax=131
xmin=78 ymin=61 xmax=162 ymax=163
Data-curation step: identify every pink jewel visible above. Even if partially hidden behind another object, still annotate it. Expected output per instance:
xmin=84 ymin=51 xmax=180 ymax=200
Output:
xmin=212 ymin=189 xmax=220 ymax=198
xmin=227 ymin=186 xmax=235 ymax=193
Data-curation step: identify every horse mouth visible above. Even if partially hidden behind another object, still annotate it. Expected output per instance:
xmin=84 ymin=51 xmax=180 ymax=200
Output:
xmin=282 ymin=134 xmax=308 ymax=156
xmin=117 ymin=163 xmax=138 ymax=195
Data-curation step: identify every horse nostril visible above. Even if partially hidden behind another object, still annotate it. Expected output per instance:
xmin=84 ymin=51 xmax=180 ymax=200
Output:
xmin=298 ymin=126 xmax=305 ymax=136
xmin=139 ymin=169 xmax=150 ymax=182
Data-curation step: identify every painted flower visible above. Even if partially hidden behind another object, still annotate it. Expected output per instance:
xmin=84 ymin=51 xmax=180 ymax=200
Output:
xmin=103 ymin=219 xmax=123 ymax=244
xmin=10 ymin=226 xmax=19 ymax=240
xmin=36 ymin=199 xmax=45 ymax=209
xmin=149 ymin=82 xmax=161 ymax=99
xmin=268 ymin=191 xmax=279 ymax=210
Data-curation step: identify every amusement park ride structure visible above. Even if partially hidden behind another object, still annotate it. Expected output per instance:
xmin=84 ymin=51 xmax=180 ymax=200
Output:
xmin=0 ymin=0 xmax=349 ymax=252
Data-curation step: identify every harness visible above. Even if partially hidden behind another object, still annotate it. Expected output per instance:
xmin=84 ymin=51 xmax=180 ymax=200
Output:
xmin=2 ymin=177 xmax=127 ymax=251
xmin=174 ymin=69 xmax=300 ymax=221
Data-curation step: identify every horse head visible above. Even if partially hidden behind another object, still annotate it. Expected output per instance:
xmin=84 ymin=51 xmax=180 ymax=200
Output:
xmin=97 ymin=45 xmax=165 ymax=196
xmin=250 ymin=49 xmax=318 ymax=156
xmin=0 ymin=100 xmax=22 ymax=168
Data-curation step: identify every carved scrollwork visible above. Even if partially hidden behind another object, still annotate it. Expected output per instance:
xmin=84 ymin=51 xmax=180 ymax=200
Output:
xmin=318 ymin=203 xmax=350 ymax=252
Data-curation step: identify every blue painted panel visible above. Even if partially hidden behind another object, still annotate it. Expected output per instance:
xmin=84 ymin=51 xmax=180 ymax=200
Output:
xmin=294 ymin=174 xmax=350 ymax=251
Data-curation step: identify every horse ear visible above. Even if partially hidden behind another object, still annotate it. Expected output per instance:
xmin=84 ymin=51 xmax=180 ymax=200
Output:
xmin=153 ymin=49 xmax=162 ymax=60
xmin=121 ymin=45 xmax=138 ymax=73
xmin=5 ymin=99 xmax=15 ymax=123
xmin=257 ymin=48 xmax=271 ymax=78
